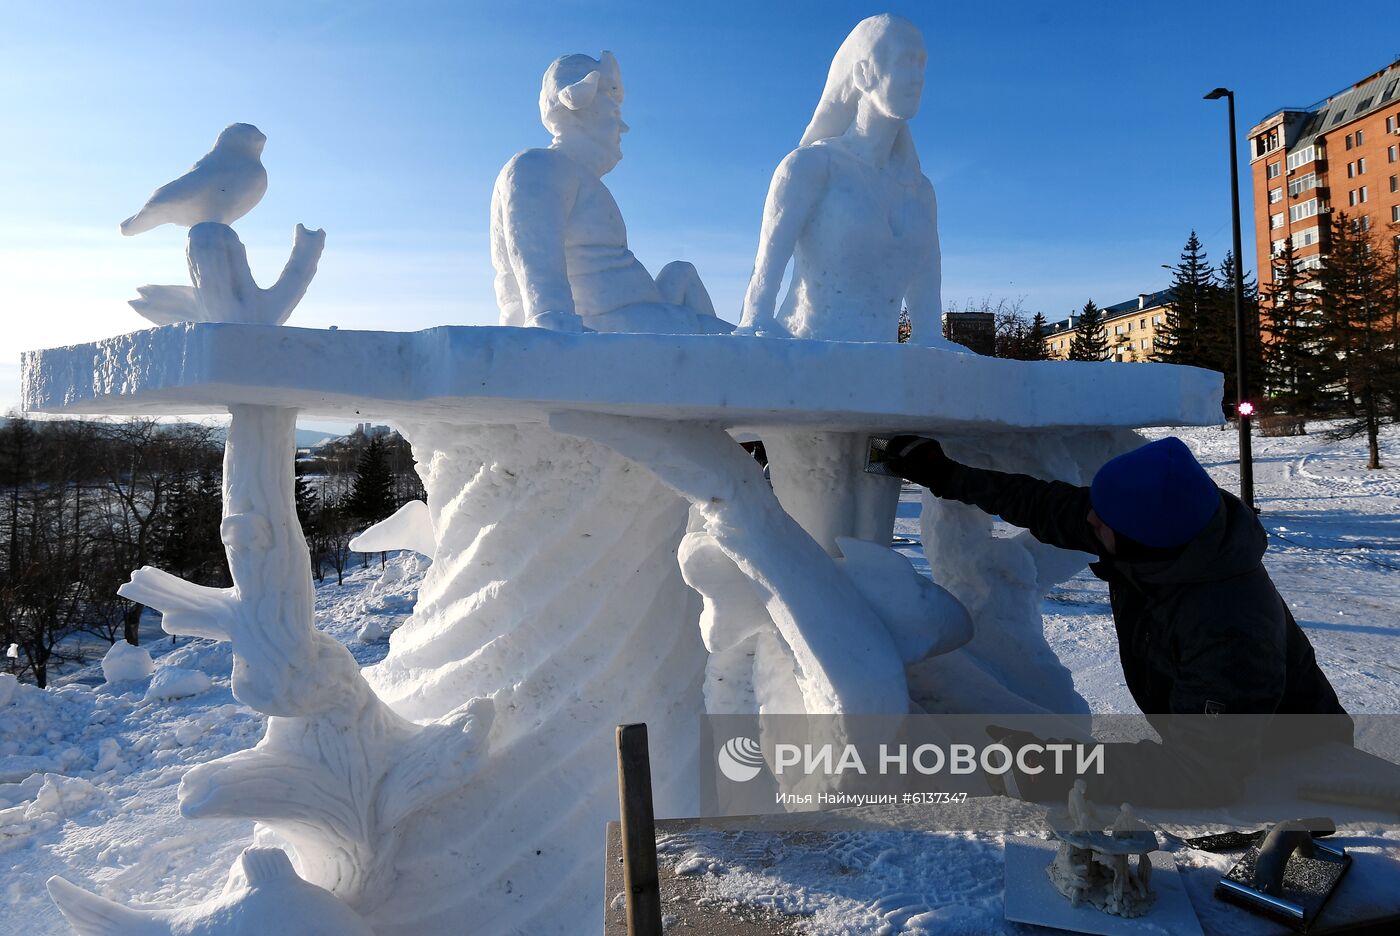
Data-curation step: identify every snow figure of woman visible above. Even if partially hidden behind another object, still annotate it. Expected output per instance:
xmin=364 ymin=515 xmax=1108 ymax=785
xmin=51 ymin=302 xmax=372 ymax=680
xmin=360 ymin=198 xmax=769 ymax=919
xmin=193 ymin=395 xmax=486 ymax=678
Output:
xmin=737 ymin=13 xmax=957 ymax=349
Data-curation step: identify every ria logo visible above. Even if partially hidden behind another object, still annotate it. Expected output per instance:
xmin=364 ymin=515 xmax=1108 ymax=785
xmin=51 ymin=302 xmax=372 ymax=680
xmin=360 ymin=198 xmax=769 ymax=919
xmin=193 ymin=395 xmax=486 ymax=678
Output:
xmin=717 ymin=736 xmax=765 ymax=783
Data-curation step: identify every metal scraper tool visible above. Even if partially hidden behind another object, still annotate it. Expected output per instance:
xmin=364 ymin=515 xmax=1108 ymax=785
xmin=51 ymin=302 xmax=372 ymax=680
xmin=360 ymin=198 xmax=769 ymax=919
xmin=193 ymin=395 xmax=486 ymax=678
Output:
xmin=864 ymin=435 xmax=908 ymax=477
xmin=1215 ymin=819 xmax=1350 ymax=933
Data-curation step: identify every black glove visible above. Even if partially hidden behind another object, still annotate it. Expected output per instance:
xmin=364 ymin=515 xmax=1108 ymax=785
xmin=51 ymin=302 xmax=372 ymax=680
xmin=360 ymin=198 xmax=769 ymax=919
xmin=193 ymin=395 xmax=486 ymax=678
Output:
xmin=884 ymin=435 xmax=957 ymax=495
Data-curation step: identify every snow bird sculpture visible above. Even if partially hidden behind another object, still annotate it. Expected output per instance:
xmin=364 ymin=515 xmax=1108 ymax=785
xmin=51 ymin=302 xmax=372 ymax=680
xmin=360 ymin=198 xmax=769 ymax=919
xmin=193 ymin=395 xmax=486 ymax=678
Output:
xmin=46 ymin=846 xmax=373 ymax=936
xmin=120 ymin=123 xmax=269 ymax=235
xmin=119 ymin=122 xmax=324 ymax=327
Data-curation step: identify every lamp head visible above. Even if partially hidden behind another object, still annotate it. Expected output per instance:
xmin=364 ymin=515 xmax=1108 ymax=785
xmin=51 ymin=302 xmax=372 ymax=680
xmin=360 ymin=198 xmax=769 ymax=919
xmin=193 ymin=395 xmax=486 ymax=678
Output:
xmin=1204 ymin=87 xmax=1230 ymax=100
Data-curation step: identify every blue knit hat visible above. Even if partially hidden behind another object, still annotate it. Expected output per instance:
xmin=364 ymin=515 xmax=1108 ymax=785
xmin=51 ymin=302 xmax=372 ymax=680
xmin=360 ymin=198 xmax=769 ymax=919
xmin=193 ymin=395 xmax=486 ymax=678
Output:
xmin=1090 ymin=437 xmax=1221 ymax=549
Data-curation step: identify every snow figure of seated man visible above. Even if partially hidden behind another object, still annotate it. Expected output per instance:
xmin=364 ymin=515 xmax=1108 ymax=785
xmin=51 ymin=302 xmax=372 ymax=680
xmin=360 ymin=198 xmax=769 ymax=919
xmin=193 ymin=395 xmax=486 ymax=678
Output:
xmin=490 ymin=51 xmax=731 ymax=335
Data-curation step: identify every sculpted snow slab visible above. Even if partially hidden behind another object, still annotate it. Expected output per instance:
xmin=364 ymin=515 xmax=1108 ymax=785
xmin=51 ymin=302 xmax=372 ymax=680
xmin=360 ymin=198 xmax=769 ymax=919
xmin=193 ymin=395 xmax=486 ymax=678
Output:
xmin=23 ymin=322 xmax=1222 ymax=431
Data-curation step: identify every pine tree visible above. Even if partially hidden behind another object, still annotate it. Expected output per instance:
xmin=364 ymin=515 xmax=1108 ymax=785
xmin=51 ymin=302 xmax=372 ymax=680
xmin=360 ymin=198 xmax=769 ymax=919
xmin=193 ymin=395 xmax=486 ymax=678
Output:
xmin=1261 ymin=241 xmax=1329 ymax=413
xmin=191 ymin=467 xmax=225 ymax=585
xmin=1209 ymin=251 xmax=1262 ymax=407
xmin=1025 ymin=312 xmax=1050 ymax=361
xmin=159 ymin=472 xmax=198 ymax=578
xmin=156 ymin=465 xmax=224 ymax=586
xmin=1154 ymin=232 xmax=1219 ymax=367
xmin=1067 ymin=301 xmax=1109 ymax=361
xmin=344 ymin=435 xmax=396 ymax=524
xmin=1314 ymin=214 xmax=1400 ymax=468
xmin=293 ymin=473 xmax=322 ymax=579
xmin=295 ymin=473 xmax=319 ymax=530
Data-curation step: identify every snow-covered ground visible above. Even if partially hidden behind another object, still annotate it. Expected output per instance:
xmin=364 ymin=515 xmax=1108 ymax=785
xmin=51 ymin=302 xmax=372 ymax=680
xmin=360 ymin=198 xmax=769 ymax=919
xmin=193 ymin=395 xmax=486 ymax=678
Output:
xmin=5 ymin=424 xmax=1399 ymax=933
xmin=2 ymin=552 xmax=424 ymax=932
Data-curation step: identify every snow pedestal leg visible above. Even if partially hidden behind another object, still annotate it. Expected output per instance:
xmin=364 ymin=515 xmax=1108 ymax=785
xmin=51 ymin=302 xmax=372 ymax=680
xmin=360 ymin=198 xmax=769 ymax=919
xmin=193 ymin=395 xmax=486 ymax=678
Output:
xmin=764 ymin=429 xmax=901 ymax=557
xmin=110 ymin=404 xmax=493 ymax=918
xmin=359 ymin=421 xmax=706 ymax=935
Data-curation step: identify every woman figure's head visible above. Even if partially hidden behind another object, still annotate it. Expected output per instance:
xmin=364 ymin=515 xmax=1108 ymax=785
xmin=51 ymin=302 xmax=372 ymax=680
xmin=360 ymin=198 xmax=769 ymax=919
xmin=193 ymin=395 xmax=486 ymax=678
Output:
xmin=801 ymin=15 xmax=926 ymax=171
xmin=852 ymin=16 xmax=926 ymax=122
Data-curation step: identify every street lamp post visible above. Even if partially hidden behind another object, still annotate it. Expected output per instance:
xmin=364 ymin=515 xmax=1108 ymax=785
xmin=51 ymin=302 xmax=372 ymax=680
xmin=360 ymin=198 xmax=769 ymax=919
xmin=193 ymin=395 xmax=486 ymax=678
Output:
xmin=1204 ymin=87 xmax=1255 ymax=511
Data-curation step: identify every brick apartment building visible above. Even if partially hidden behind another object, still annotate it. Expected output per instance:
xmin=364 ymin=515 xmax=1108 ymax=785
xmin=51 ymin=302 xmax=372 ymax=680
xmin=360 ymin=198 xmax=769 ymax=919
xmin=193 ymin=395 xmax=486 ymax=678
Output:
xmin=1043 ymin=289 xmax=1171 ymax=361
xmin=1247 ymin=58 xmax=1400 ymax=291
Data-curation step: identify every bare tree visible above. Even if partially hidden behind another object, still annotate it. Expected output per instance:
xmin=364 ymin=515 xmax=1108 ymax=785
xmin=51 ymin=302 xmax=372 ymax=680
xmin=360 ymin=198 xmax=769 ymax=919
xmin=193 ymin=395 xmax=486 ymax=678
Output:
xmin=0 ymin=417 xmax=106 ymax=685
xmin=94 ymin=420 xmax=219 ymax=644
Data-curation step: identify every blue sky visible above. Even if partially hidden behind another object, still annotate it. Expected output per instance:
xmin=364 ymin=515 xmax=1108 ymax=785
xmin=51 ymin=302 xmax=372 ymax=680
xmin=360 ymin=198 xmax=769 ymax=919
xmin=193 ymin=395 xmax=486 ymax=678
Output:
xmin=3 ymin=1 xmax=1398 ymax=422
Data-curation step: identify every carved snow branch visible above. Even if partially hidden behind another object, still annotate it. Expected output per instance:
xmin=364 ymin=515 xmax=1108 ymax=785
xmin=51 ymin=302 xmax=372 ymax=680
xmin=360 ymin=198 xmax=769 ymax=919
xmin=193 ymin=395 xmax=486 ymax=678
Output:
xmin=187 ymin=222 xmax=326 ymax=326
xmin=117 ymin=566 xmax=235 ymax=640
xmin=127 ymin=284 xmax=198 ymax=326
xmin=376 ymin=697 xmax=494 ymax=832
xmin=129 ymin=222 xmax=326 ymax=327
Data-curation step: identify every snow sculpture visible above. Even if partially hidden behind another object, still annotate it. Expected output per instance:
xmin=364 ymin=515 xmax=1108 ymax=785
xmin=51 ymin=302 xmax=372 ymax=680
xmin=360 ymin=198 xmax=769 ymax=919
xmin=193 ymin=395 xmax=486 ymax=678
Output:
xmin=552 ymin=412 xmax=971 ymax=717
xmin=24 ymin=27 xmax=1224 ymax=935
xmin=490 ymin=52 xmax=732 ymax=335
xmin=1046 ymin=783 xmax=1159 ymax=918
xmin=48 ymin=846 xmax=375 ymax=936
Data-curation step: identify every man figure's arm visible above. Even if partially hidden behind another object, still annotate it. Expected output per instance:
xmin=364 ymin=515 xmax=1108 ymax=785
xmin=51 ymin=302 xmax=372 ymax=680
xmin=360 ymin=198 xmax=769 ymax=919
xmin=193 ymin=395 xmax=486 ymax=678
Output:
xmin=493 ymin=150 xmax=580 ymax=321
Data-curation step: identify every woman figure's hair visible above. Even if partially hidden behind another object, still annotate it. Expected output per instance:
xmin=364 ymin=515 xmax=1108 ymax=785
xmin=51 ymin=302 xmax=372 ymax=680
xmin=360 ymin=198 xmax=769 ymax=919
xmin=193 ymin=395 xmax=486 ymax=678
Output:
xmin=799 ymin=14 xmax=923 ymax=178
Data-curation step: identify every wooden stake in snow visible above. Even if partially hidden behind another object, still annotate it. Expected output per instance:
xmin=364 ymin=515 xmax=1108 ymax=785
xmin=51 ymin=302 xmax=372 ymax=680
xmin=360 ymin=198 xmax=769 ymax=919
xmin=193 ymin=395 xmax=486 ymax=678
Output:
xmin=616 ymin=723 xmax=662 ymax=936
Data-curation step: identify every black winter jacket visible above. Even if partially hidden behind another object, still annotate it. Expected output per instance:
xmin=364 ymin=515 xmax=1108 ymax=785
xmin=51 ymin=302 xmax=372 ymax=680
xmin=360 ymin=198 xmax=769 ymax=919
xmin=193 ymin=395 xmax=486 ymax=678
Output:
xmin=937 ymin=461 xmax=1352 ymax=802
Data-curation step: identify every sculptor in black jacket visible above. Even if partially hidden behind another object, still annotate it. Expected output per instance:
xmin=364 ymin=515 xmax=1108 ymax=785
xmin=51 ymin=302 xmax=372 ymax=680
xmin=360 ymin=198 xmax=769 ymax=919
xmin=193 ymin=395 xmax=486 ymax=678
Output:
xmin=887 ymin=434 xmax=1351 ymax=804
